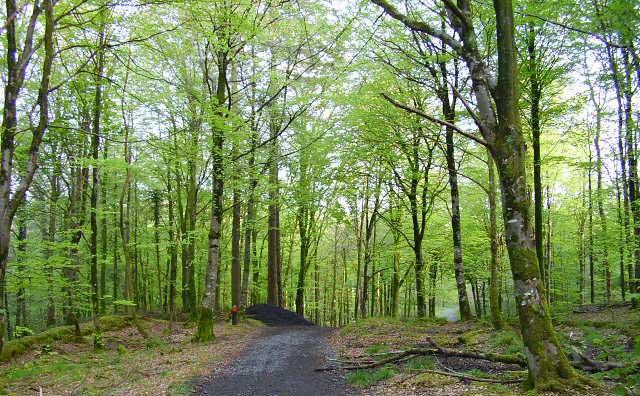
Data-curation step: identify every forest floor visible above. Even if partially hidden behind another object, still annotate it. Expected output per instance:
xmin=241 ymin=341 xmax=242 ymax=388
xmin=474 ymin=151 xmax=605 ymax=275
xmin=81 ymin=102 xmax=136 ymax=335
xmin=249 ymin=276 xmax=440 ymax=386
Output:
xmin=327 ymin=306 xmax=640 ymax=396
xmin=1 ymin=306 xmax=638 ymax=396
xmin=0 ymin=315 xmax=264 ymax=395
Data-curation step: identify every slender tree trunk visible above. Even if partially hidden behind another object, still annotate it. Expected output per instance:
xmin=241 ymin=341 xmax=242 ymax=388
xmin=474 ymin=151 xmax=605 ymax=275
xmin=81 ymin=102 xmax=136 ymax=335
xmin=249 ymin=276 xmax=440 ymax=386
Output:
xmin=527 ymin=25 xmax=546 ymax=288
xmin=428 ymin=257 xmax=437 ymax=319
xmin=152 ymin=191 xmax=162 ymax=310
xmin=487 ymin=150 xmax=504 ymax=329
xmin=621 ymin=48 xmax=640 ymax=294
xmin=47 ymin=143 xmax=60 ymax=326
xmin=444 ymin=121 xmax=472 ymax=320
xmin=240 ymin=132 xmax=257 ymax=308
xmin=15 ymin=217 xmax=27 ymax=328
xmin=241 ymin=184 xmax=256 ymax=308
xmin=588 ymin=145 xmax=595 ymax=304
xmin=112 ymin=210 xmax=120 ymax=311
xmin=267 ymin=132 xmax=282 ymax=306
xmin=579 ymin=182 xmax=586 ymax=305
xmin=615 ymin=166 xmax=627 ymax=301
xmin=196 ymin=48 xmax=229 ymax=342
xmin=592 ymin=101 xmax=611 ymax=304
xmin=100 ymin=142 xmax=109 ymax=314
xmin=354 ymin=201 xmax=364 ymax=320
xmin=167 ymin=175 xmax=178 ymax=321
xmin=231 ymin=183 xmax=242 ymax=311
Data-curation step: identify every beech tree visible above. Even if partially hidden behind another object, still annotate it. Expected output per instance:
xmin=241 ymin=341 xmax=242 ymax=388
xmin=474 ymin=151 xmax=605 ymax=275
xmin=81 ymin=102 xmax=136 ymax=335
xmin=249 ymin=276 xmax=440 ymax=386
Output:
xmin=371 ymin=0 xmax=581 ymax=388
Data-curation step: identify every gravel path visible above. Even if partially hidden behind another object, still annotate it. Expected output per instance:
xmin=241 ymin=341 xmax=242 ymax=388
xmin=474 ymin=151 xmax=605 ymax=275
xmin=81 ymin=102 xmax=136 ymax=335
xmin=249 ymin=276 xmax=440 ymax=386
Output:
xmin=195 ymin=326 xmax=348 ymax=396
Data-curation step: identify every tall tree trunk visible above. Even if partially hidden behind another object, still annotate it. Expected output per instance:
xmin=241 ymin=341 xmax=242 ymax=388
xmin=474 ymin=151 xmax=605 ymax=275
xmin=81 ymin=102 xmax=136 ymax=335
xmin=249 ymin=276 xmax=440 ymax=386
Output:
xmin=241 ymin=131 xmax=257 ymax=308
xmin=196 ymin=46 xmax=229 ymax=341
xmin=119 ymin=133 xmax=134 ymax=312
xmin=444 ymin=120 xmax=472 ymax=320
xmin=231 ymin=182 xmax=242 ymax=311
xmin=588 ymin=145 xmax=595 ymax=304
xmin=621 ymin=48 xmax=640 ymax=294
xmin=487 ymin=150 xmax=504 ymax=329
xmin=100 ymin=142 xmax=109 ymax=314
xmin=15 ymin=217 xmax=27 ymax=328
xmin=153 ymin=191 xmax=163 ymax=310
xmin=167 ymin=175 xmax=178 ymax=321
xmin=615 ymin=166 xmax=627 ymax=301
xmin=527 ymin=25 xmax=546 ymax=288
xmin=89 ymin=17 xmax=105 ymax=330
xmin=46 ymin=141 xmax=60 ymax=326
xmin=492 ymin=0 xmax=576 ymax=385
xmin=0 ymin=0 xmax=55 ymax=355
xmin=428 ymin=257 xmax=437 ymax=319
xmin=113 ymin=212 xmax=119 ymax=312
xmin=589 ymin=84 xmax=611 ymax=303
xmin=267 ymin=124 xmax=282 ymax=307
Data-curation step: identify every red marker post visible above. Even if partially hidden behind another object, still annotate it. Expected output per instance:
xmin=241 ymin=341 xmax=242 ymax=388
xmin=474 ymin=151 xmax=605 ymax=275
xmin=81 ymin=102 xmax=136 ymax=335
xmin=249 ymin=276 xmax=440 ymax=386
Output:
xmin=231 ymin=305 xmax=239 ymax=326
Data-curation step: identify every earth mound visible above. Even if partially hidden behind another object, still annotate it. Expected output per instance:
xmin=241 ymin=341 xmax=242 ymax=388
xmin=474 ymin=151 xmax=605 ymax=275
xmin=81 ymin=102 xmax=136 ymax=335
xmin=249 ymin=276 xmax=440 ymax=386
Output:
xmin=245 ymin=304 xmax=315 ymax=326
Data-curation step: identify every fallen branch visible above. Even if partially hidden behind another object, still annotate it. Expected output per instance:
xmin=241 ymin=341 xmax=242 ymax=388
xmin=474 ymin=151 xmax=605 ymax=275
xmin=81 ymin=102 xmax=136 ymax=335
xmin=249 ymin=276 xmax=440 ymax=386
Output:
xmin=315 ymin=347 xmax=524 ymax=371
xmin=318 ymin=336 xmax=626 ymax=374
xmin=570 ymin=347 xmax=627 ymax=373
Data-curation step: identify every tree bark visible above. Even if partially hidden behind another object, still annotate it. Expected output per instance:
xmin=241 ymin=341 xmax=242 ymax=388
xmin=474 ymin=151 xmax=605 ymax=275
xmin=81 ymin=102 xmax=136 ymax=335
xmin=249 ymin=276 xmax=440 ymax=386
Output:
xmin=197 ymin=44 xmax=229 ymax=341
xmin=487 ymin=150 xmax=503 ymax=329
xmin=90 ymin=14 xmax=106 ymax=328
xmin=267 ymin=121 xmax=282 ymax=307
xmin=527 ymin=25 xmax=546 ymax=288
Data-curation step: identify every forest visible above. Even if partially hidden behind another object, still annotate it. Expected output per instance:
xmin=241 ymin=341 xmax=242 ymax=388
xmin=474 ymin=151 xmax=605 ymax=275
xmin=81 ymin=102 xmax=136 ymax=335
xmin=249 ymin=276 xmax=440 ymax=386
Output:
xmin=0 ymin=0 xmax=639 ymax=395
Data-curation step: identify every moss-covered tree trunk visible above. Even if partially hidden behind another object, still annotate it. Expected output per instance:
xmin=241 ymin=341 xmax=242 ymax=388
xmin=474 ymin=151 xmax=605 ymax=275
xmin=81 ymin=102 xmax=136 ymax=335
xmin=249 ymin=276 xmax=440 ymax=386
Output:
xmin=493 ymin=0 xmax=576 ymax=387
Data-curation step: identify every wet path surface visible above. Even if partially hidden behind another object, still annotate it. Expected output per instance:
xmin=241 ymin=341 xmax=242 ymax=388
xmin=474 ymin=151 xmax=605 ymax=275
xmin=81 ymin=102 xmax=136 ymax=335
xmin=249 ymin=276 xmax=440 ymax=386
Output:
xmin=195 ymin=326 xmax=348 ymax=396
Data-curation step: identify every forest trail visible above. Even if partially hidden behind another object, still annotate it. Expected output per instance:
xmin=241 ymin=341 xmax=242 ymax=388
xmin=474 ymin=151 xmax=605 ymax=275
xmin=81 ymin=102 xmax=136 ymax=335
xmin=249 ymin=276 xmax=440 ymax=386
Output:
xmin=194 ymin=326 xmax=348 ymax=396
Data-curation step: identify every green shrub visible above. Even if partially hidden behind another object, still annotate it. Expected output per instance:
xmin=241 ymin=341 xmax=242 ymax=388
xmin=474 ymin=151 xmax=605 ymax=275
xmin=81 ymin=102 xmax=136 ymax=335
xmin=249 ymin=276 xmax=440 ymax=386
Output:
xmin=13 ymin=326 xmax=34 ymax=338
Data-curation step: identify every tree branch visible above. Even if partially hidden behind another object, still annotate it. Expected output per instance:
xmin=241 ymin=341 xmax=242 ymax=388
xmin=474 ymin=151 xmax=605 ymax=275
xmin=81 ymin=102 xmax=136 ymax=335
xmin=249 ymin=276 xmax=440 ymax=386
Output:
xmin=370 ymin=0 xmax=464 ymax=55
xmin=380 ymin=93 xmax=489 ymax=147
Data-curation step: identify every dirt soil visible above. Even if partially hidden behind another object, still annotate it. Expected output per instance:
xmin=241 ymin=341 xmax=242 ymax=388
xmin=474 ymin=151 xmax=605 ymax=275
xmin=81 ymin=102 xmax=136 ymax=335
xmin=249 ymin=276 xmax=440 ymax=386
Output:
xmin=245 ymin=304 xmax=315 ymax=326
xmin=194 ymin=326 xmax=349 ymax=396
